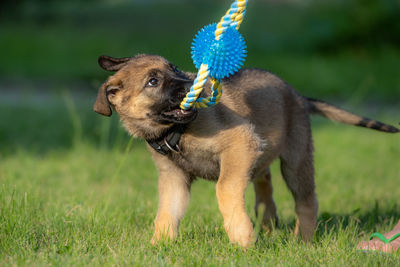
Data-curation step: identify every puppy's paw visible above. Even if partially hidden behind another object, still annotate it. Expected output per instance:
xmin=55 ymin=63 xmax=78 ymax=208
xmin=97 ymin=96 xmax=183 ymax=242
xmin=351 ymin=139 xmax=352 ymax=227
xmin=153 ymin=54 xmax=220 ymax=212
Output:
xmin=151 ymin=218 xmax=178 ymax=245
xmin=224 ymin=215 xmax=255 ymax=248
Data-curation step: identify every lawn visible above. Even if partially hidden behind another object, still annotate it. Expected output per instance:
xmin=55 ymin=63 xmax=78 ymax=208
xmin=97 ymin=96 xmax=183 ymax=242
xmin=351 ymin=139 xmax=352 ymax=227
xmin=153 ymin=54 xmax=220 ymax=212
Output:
xmin=0 ymin=95 xmax=399 ymax=266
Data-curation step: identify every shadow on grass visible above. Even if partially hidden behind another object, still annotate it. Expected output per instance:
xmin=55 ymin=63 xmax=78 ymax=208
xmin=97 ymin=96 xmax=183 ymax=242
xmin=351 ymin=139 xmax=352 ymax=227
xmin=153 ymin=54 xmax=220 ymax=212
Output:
xmin=255 ymin=202 xmax=399 ymax=245
xmin=316 ymin=202 xmax=400 ymax=236
xmin=276 ymin=202 xmax=400 ymax=241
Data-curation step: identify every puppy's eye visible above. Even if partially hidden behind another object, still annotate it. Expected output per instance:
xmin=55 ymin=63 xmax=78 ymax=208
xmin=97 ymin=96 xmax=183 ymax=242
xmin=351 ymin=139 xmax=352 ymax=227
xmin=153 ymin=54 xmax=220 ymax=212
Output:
xmin=106 ymin=87 xmax=120 ymax=96
xmin=147 ymin=78 xmax=159 ymax=87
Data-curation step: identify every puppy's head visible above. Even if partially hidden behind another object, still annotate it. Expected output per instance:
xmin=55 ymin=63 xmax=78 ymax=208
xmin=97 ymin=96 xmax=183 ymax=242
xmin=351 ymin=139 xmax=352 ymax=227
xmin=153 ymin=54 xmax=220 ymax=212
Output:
xmin=94 ymin=54 xmax=196 ymax=140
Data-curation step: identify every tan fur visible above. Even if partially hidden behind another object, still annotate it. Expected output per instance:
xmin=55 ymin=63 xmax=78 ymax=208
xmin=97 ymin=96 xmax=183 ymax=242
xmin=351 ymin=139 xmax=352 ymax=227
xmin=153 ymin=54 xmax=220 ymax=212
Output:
xmin=94 ymin=54 xmax=397 ymax=248
xmin=151 ymin=153 xmax=190 ymax=243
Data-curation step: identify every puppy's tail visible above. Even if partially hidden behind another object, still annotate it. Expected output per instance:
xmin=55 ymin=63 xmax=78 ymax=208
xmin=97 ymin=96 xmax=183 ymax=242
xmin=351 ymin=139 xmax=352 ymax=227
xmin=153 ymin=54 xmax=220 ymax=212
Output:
xmin=304 ymin=97 xmax=399 ymax=133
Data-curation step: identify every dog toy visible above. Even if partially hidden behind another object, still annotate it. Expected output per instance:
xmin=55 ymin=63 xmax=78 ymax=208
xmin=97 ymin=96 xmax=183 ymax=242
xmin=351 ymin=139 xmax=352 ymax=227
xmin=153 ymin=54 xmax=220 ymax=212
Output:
xmin=180 ymin=0 xmax=248 ymax=110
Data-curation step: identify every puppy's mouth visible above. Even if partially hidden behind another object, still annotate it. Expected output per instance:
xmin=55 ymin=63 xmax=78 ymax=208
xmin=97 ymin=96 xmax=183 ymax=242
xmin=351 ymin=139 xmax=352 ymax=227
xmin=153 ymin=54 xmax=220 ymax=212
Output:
xmin=157 ymin=77 xmax=198 ymax=124
xmin=160 ymin=107 xmax=198 ymax=124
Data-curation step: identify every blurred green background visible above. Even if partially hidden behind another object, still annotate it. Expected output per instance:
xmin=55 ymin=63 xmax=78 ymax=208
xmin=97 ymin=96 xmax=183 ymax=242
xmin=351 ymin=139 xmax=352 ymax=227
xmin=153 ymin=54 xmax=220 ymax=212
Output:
xmin=1 ymin=0 xmax=400 ymax=152
xmin=1 ymin=0 xmax=399 ymax=153
xmin=1 ymin=0 xmax=400 ymax=97
xmin=0 ymin=0 xmax=399 ymax=151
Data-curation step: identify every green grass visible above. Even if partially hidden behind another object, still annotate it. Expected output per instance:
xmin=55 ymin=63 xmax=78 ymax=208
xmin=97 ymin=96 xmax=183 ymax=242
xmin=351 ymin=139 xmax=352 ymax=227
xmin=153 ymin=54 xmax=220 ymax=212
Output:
xmin=0 ymin=96 xmax=399 ymax=266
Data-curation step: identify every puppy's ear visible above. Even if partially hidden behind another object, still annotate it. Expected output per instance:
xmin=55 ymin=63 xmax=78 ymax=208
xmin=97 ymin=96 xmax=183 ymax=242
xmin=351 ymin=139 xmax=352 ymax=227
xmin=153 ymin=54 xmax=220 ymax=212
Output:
xmin=93 ymin=83 xmax=112 ymax=116
xmin=98 ymin=55 xmax=131 ymax=71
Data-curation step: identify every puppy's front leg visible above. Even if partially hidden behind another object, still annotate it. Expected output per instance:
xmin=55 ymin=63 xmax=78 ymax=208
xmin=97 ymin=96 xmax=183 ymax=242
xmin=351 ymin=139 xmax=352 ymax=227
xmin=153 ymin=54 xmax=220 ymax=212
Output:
xmin=151 ymin=153 xmax=191 ymax=244
xmin=216 ymin=145 xmax=258 ymax=248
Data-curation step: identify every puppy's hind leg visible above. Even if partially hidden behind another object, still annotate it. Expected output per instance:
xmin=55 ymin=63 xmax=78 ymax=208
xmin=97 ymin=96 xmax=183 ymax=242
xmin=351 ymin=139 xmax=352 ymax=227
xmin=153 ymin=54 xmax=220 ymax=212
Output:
xmin=280 ymin=136 xmax=318 ymax=242
xmin=253 ymin=168 xmax=278 ymax=230
xmin=151 ymin=154 xmax=191 ymax=244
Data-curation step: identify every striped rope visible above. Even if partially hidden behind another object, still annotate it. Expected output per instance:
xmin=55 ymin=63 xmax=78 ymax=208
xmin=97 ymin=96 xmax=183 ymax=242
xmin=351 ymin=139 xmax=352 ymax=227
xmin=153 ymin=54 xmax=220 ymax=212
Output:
xmin=180 ymin=63 xmax=209 ymax=110
xmin=180 ymin=0 xmax=248 ymax=110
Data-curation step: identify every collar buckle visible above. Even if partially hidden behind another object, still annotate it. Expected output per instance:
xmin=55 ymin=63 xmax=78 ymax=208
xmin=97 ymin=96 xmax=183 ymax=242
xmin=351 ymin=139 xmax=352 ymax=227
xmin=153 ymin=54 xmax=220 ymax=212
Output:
xmin=164 ymin=137 xmax=181 ymax=154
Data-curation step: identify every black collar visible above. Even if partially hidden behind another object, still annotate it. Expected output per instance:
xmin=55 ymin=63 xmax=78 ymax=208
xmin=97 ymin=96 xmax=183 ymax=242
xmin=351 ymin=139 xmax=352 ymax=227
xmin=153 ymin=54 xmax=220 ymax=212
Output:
xmin=146 ymin=124 xmax=186 ymax=155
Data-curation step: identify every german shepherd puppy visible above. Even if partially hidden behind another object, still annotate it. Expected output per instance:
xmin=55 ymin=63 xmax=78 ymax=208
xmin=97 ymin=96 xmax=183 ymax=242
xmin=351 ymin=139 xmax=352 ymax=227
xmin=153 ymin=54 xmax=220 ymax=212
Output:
xmin=94 ymin=54 xmax=398 ymax=248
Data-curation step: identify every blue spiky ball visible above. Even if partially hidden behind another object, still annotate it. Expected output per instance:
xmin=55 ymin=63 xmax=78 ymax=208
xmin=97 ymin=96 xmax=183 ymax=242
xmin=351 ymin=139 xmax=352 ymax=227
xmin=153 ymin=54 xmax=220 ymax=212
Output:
xmin=191 ymin=23 xmax=247 ymax=80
